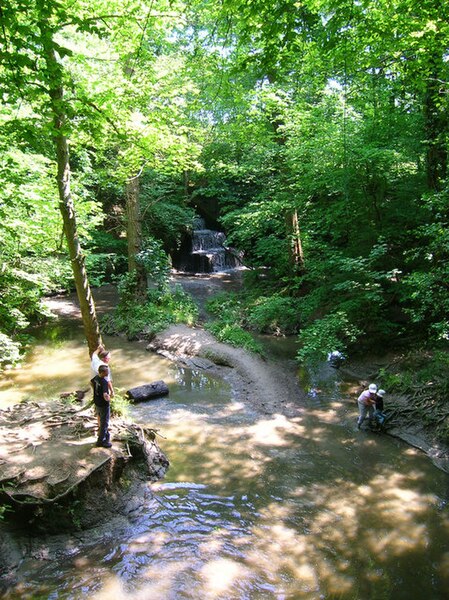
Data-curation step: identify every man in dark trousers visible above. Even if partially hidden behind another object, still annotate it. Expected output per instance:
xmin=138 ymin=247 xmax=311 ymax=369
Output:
xmin=91 ymin=364 xmax=112 ymax=448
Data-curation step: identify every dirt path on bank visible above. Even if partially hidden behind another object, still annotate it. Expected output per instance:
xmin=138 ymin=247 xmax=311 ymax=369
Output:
xmin=149 ymin=323 xmax=449 ymax=474
xmin=149 ymin=323 xmax=305 ymax=418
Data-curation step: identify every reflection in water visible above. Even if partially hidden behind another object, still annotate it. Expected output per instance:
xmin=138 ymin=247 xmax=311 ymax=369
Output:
xmin=1 ymin=307 xmax=449 ymax=599
xmin=174 ymin=367 xmax=224 ymax=392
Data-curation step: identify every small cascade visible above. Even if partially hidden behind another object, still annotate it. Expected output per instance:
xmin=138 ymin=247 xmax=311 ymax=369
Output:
xmin=174 ymin=217 xmax=242 ymax=273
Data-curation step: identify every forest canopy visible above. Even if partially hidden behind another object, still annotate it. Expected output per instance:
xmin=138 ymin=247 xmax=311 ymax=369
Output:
xmin=0 ymin=0 xmax=448 ymax=366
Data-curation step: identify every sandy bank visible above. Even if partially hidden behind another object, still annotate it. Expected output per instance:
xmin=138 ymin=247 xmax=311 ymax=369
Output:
xmin=150 ymin=324 xmax=449 ymax=474
xmin=148 ymin=324 xmax=305 ymax=418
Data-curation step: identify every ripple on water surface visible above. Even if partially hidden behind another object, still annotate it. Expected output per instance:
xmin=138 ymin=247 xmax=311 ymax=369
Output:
xmin=1 ymin=304 xmax=449 ymax=599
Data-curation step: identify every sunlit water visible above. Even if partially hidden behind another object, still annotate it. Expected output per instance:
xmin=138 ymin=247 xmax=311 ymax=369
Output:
xmin=1 ymin=293 xmax=449 ymax=599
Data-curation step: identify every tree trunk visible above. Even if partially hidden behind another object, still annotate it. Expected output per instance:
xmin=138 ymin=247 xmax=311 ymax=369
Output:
xmin=53 ymin=116 xmax=102 ymax=355
xmin=286 ymin=209 xmax=305 ymax=272
xmin=125 ymin=174 xmax=147 ymax=297
xmin=38 ymin=15 xmax=102 ymax=355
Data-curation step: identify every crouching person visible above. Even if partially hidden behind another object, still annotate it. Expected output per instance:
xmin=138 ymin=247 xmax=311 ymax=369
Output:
xmin=374 ymin=389 xmax=388 ymax=429
xmin=357 ymin=383 xmax=377 ymax=430
xmin=91 ymin=364 xmax=112 ymax=448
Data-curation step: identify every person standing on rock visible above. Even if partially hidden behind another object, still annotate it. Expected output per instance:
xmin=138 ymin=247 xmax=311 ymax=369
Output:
xmin=91 ymin=364 xmax=112 ymax=448
xmin=91 ymin=345 xmax=114 ymax=397
xmin=357 ymin=383 xmax=377 ymax=430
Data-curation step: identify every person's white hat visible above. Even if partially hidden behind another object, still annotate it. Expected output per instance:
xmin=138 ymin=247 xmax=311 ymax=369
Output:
xmin=368 ymin=383 xmax=378 ymax=393
xmin=377 ymin=389 xmax=386 ymax=397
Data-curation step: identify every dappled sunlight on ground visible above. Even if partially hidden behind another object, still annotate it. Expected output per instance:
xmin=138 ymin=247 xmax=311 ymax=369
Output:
xmin=2 ymin=293 xmax=448 ymax=600
xmin=3 ymin=382 xmax=448 ymax=599
xmin=100 ymin=400 xmax=448 ymax=599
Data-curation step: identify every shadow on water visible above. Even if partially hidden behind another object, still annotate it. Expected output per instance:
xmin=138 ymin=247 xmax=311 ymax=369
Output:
xmin=1 ymin=289 xmax=449 ymax=599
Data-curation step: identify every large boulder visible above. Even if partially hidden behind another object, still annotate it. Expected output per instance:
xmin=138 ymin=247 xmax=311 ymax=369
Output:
xmin=126 ymin=380 xmax=169 ymax=402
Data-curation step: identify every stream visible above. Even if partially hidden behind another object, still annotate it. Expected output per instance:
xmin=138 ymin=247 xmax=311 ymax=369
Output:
xmin=0 ymin=283 xmax=448 ymax=599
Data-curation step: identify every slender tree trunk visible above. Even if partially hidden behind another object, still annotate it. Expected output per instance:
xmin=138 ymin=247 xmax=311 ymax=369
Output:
xmin=38 ymin=14 xmax=101 ymax=355
xmin=53 ymin=111 xmax=102 ymax=355
xmin=286 ymin=209 xmax=305 ymax=272
xmin=125 ymin=174 xmax=147 ymax=297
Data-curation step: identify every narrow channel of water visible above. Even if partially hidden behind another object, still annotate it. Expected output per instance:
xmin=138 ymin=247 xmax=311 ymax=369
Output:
xmin=1 ymin=294 xmax=448 ymax=599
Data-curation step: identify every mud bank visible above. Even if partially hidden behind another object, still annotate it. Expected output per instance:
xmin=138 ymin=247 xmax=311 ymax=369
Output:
xmin=150 ymin=324 xmax=449 ymax=475
xmin=148 ymin=324 xmax=305 ymax=418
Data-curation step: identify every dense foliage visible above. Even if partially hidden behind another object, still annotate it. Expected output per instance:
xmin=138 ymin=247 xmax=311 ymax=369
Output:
xmin=0 ymin=0 xmax=448 ymax=366
xmin=103 ymin=268 xmax=198 ymax=341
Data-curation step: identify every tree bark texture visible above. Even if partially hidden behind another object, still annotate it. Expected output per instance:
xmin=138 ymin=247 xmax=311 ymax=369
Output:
xmin=38 ymin=12 xmax=101 ymax=355
xmin=125 ymin=174 xmax=147 ymax=297
xmin=286 ymin=209 xmax=305 ymax=272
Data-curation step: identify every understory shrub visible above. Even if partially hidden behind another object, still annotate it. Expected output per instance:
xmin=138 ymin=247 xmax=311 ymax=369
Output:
xmin=110 ymin=390 xmax=131 ymax=418
xmin=103 ymin=274 xmax=198 ymax=339
xmin=378 ymin=351 xmax=449 ymax=396
xmin=137 ymin=237 xmax=172 ymax=291
xmin=0 ymin=332 xmax=22 ymax=370
xmin=0 ymin=264 xmax=54 ymax=368
xmin=21 ymin=253 xmax=124 ymax=294
xmin=205 ymin=321 xmax=264 ymax=355
xmin=246 ymin=296 xmax=299 ymax=334
xmin=296 ymin=311 xmax=361 ymax=364
xmin=205 ymin=292 xmax=265 ymax=354
xmin=206 ymin=291 xmax=300 ymax=336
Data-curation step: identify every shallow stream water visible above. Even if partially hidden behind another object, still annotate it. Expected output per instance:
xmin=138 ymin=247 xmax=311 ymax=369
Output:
xmin=1 ymin=288 xmax=448 ymax=599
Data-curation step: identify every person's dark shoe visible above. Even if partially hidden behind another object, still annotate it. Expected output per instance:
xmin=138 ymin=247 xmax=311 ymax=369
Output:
xmin=95 ymin=441 xmax=112 ymax=448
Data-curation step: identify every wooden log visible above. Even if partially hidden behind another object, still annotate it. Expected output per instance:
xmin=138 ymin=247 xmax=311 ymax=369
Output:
xmin=126 ymin=380 xmax=169 ymax=403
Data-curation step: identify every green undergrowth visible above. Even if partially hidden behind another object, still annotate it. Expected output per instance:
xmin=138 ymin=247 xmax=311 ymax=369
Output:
xmin=205 ymin=321 xmax=265 ymax=355
xmin=206 ymin=291 xmax=299 ymax=336
xmin=296 ymin=311 xmax=361 ymax=365
xmin=204 ymin=290 xmax=299 ymax=354
xmin=205 ymin=292 xmax=268 ymax=355
xmin=110 ymin=390 xmax=132 ymax=418
xmin=103 ymin=280 xmax=198 ymax=340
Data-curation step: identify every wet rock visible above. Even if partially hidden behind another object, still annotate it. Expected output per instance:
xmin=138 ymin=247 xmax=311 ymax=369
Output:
xmin=178 ymin=356 xmax=215 ymax=370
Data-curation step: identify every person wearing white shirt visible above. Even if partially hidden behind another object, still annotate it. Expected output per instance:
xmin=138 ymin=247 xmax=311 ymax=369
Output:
xmin=357 ymin=383 xmax=377 ymax=430
xmin=91 ymin=345 xmax=114 ymax=397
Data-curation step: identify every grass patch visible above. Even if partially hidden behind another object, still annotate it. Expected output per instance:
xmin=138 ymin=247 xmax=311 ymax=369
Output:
xmin=205 ymin=321 xmax=264 ymax=355
xmin=103 ymin=285 xmax=198 ymax=340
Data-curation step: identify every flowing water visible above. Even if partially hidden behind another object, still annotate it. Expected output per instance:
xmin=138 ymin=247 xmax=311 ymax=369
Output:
xmin=1 ymin=290 xmax=449 ymax=600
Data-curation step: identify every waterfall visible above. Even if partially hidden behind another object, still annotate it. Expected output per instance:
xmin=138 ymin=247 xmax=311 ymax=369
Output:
xmin=191 ymin=218 xmax=240 ymax=272
xmin=174 ymin=218 xmax=242 ymax=273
